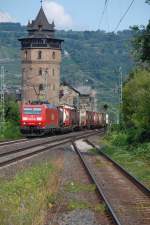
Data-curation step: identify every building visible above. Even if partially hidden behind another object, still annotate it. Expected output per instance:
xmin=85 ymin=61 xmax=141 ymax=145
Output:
xmin=60 ymin=83 xmax=97 ymax=111
xmin=77 ymin=86 xmax=97 ymax=111
xmin=19 ymin=6 xmax=63 ymax=104
xmin=59 ymin=82 xmax=80 ymax=108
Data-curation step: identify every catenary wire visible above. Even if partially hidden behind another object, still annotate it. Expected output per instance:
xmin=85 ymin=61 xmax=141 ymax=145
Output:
xmin=98 ymin=0 xmax=110 ymax=29
xmin=114 ymin=0 xmax=136 ymax=32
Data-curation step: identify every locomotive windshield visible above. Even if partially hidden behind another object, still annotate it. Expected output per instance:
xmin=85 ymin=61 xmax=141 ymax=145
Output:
xmin=24 ymin=108 xmax=42 ymax=115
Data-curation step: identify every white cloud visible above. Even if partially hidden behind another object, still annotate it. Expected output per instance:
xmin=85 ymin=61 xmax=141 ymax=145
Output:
xmin=0 ymin=11 xmax=15 ymax=23
xmin=43 ymin=1 xmax=73 ymax=29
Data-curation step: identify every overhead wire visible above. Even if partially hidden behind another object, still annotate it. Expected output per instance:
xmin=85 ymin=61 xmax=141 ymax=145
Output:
xmin=98 ymin=0 xmax=110 ymax=29
xmin=114 ymin=0 xmax=136 ymax=32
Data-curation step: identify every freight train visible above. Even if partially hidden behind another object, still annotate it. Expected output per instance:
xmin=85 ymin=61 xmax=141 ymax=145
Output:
xmin=20 ymin=102 xmax=106 ymax=137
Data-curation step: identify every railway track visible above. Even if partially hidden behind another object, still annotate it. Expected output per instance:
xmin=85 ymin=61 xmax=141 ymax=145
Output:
xmin=72 ymin=140 xmax=150 ymax=225
xmin=0 ymin=129 xmax=103 ymax=168
xmin=0 ymin=128 xmax=104 ymax=148
xmin=0 ymin=138 xmax=28 ymax=147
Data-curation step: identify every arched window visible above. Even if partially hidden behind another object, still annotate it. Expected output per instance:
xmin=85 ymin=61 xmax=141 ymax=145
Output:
xmin=52 ymin=51 xmax=56 ymax=59
xmin=38 ymin=51 xmax=42 ymax=59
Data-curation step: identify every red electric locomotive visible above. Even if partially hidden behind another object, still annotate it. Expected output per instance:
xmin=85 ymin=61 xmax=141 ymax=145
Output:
xmin=20 ymin=103 xmax=59 ymax=136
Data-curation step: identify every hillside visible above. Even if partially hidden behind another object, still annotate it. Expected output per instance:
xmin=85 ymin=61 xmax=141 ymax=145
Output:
xmin=0 ymin=23 xmax=135 ymax=107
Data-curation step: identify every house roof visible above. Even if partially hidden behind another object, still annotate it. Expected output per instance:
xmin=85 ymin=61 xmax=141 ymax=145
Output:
xmin=61 ymin=81 xmax=80 ymax=95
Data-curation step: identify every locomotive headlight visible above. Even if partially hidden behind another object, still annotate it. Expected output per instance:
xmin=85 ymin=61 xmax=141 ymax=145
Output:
xmin=37 ymin=117 xmax=42 ymax=121
xmin=23 ymin=117 xmax=28 ymax=121
xmin=23 ymin=122 xmax=26 ymax=125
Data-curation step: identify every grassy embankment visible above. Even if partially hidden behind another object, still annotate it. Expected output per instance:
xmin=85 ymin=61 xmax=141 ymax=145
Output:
xmin=0 ymin=159 xmax=63 ymax=225
xmin=101 ymin=131 xmax=150 ymax=188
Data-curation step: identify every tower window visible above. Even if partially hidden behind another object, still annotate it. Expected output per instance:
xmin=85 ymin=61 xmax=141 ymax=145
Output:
xmin=24 ymin=51 xmax=27 ymax=60
xmin=39 ymin=84 xmax=44 ymax=91
xmin=38 ymin=25 xmax=42 ymax=31
xmin=38 ymin=51 xmax=42 ymax=59
xmin=52 ymin=68 xmax=55 ymax=76
xmin=39 ymin=68 xmax=42 ymax=76
xmin=52 ymin=51 xmax=56 ymax=59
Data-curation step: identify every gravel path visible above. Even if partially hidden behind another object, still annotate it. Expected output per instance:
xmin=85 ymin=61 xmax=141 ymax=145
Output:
xmin=45 ymin=144 xmax=113 ymax=225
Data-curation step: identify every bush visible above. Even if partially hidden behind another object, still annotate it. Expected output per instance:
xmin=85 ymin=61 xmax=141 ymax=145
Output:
xmin=109 ymin=132 xmax=128 ymax=146
xmin=3 ymin=121 xmax=22 ymax=139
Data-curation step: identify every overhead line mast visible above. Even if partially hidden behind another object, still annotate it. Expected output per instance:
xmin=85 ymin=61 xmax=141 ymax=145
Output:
xmin=0 ymin=66 xmax=5 ymax=133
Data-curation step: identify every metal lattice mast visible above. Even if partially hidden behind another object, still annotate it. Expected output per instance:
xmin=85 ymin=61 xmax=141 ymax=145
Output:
xmin=119 ymin=66 xmax=123 ymax=105
xmin=0 ymin=66 xmax=5 ymax=132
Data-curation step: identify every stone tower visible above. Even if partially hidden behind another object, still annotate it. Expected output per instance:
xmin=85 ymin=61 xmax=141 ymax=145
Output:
xmin=19 ymin=6 xmax=63 ymax=104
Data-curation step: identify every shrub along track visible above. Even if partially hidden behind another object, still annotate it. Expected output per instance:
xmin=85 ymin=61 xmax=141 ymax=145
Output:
xmin=0 ymin=129 xmax=104 ymax=168
xmin=72 ymin=139 xmax=150 ymax=225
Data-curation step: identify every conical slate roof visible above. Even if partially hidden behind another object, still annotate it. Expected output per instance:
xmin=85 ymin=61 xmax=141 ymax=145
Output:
xmin=27 ymin=7 xmax=55 ymax=36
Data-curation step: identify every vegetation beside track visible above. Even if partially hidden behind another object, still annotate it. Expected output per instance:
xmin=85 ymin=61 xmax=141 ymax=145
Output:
xmin=102 ymin=7 xmax=150 ymax=189
xmin=0 ymin=99 xmax=22 ymax=141
xmin=0 ymin=161 xmax=62 ymax=225
xmin=102 ymin=130 xmax=150 ymax=188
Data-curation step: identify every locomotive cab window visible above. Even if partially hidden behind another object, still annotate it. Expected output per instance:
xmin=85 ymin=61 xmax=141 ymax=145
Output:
xmin=24 ymin=108 xmax=42 ymax=115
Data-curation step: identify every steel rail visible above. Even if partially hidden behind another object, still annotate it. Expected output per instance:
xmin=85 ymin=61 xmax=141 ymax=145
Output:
xmin=85 ymin=140 xmax=150 ymax=197
xmin=0 ymin=139 xmax=71 ymax=168
xmin=0 ymin=130 xmax=102 ymax=158
xmin=72 ymin=142 xmax=122 ymax=225
xmin=0 ymin=128 xmax=105 ymax=148
xmin=0 ymin=138 xmax=28 ymax=147
xmin=0 ymin=130 xmax=103 ymax=168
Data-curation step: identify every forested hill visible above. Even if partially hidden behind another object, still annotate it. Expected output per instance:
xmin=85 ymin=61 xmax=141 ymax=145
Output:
xmin=0 ymin=22 xmax=134 ymax=103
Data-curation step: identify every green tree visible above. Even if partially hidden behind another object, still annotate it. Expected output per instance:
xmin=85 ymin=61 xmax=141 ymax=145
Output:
xmin=123 ymin=70 xmax=150 ymax=141
xmin=132 ymin=21 xmax=150 ymax=65
xmin=132 ymin=1 xmax=150 ymax=65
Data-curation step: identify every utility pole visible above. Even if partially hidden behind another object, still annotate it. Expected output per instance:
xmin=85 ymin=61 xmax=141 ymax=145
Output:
xmin=119 ymin=66 xmax=123 ymax=105
xmin=117 ymin=66 xmax=123 ymax=124
xmin=0 ymin=66 xmax=5 ymax=133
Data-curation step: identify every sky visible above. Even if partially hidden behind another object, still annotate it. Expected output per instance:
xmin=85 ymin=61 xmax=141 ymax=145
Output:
xmin=0 ymin=0 xmax=149 ymax=31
